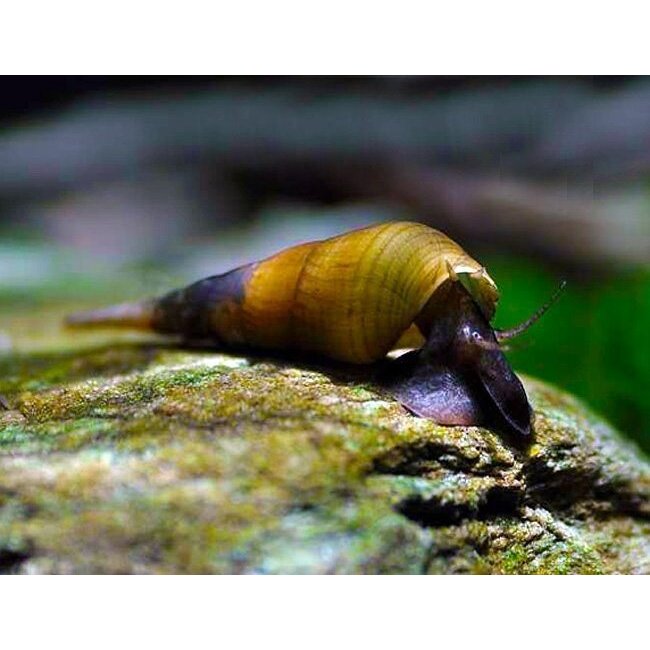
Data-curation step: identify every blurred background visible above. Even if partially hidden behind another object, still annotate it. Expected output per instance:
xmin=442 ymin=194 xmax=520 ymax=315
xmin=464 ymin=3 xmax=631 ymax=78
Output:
xmin=0 ymin=76 xmax=648 ymax=450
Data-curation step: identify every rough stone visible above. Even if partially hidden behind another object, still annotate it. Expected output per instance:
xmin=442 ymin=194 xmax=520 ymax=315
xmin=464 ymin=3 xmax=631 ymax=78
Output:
xmin=0 ymin=332 xmax=648 ymax=574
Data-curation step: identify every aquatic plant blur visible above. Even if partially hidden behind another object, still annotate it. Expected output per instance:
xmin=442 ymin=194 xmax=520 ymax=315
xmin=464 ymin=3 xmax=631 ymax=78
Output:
xmin=490 ymin=259 xmax=650 ymax=451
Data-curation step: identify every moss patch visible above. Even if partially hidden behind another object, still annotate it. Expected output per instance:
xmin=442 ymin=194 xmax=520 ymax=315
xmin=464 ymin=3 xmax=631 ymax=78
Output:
xmin=0 ymin=322 xmax=648 ymax=573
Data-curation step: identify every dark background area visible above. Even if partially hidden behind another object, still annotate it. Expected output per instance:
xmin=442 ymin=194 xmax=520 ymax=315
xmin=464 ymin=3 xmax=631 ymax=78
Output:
xmin=0 ymin=76 xmax=634 ymax=121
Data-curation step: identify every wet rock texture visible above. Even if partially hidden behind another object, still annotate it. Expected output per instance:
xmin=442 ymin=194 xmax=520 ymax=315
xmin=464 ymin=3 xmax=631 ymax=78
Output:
xmin=0 ymin=341 xmax=648 ymax=574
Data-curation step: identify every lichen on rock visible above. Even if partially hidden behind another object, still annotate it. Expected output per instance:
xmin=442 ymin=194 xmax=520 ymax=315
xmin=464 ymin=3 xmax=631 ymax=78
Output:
xmin=0 ymin=320 xmax=648 ymax=574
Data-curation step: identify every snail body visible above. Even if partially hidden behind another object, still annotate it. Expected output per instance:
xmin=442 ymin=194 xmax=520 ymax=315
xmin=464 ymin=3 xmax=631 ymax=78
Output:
xmin=67 ymin=221 xmax=534 ymax=437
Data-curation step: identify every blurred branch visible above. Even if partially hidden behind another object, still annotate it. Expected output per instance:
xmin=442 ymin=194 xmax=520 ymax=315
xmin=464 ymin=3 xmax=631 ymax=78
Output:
xmin=327 ymin=165 xmax=650 ymax=267
xmin=0 ymin=81 xmax=592 ymax=197
xmin=0 ymin=79 xmax=648 ymax=269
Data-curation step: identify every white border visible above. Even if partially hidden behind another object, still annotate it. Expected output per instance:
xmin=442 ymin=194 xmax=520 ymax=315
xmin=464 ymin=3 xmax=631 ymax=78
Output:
xmin=1 ymin=2 xmax=647 ymax=73
xmin=0 ymin=576 xmax=646 ymax=648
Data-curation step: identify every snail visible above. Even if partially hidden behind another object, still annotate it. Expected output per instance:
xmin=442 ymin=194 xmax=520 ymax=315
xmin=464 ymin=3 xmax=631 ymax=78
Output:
xmin=66 ymin=221 xmax=562 ymax=438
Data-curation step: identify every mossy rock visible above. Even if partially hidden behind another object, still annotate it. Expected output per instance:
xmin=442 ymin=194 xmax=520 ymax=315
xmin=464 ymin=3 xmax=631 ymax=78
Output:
xmin=0 ymin=323 xmax=648 ymax=573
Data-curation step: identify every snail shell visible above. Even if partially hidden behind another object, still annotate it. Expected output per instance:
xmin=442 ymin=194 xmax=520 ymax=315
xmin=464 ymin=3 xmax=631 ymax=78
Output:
xmin=235 ymin=221 xmax=498 ymax=363
xmin=71 ymin=222 xmax=494 ymax=362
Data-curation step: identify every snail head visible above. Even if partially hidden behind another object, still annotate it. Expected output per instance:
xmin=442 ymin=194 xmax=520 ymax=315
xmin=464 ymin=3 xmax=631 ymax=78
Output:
xmin=406 ymin=280 xmax=533 ymax=437
xmin=382 ymin=278 xmax=565 ymax=439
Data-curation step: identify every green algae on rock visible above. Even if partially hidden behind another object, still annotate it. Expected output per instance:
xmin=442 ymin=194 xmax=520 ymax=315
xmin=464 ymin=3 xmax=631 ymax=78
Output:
xmin=0 ymin=331 xmax=648 ymax=573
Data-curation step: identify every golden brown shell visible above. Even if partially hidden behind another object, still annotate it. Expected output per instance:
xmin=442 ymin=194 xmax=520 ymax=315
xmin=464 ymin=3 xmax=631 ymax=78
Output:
xmin=225 ymin=221 xmax=499 ymax=363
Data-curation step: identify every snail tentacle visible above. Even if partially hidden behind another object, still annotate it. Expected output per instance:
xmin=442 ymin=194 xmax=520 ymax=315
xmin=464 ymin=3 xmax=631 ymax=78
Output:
xmin=495 ymin=281 xmax=567 ymax=343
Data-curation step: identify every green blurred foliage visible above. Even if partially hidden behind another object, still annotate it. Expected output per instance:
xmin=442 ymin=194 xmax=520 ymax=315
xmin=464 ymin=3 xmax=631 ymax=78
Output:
xmin=488 ymin=257 xmax=650 ymax=453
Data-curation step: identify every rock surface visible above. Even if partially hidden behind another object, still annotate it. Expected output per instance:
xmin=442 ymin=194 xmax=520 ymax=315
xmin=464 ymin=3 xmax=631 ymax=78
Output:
xmin=0 ymin=324 xmax=648 ymax=574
